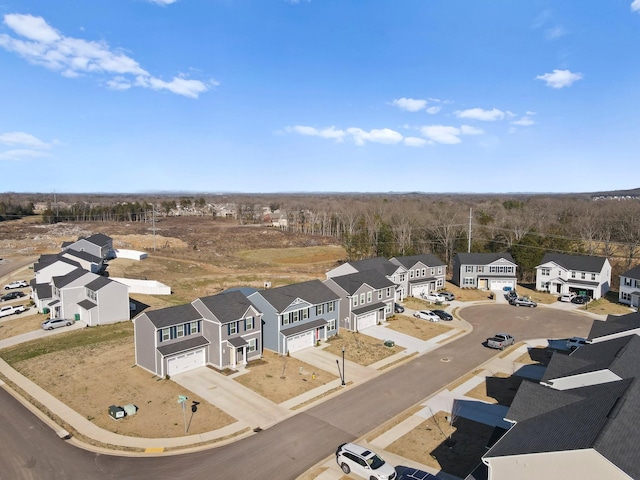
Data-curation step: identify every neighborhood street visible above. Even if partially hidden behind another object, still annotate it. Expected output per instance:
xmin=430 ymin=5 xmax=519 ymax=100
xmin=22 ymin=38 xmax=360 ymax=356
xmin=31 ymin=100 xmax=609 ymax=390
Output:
xmin=0 ymin=303 xmax=595 ymax=480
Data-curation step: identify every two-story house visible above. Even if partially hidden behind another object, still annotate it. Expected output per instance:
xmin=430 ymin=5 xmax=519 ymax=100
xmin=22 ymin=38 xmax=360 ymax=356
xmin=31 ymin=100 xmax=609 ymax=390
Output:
xmin=62 ymin=233 xmax=114 ymax=260
xmin=323 ymin=269 xmax=396 ymax=332
xmin=619 ymin=265 xmax=640 ymax=308
xmin=390 ymin=254 xmax=447 ymax=298
xmin=326 ymin=257 xmax=408 ymax=300
xmin=133 ymin=290 xmax=262 ymax=377
xmin=535 ymin=253 xmax=611 ymax=299
xmin=452 ymin=253 xmax=517 ymax=291
xmin=248 ymin=279 xmax=340 ymax=354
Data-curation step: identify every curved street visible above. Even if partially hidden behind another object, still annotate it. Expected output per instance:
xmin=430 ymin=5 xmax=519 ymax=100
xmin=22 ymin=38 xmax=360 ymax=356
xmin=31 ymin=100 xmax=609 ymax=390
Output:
xmin=0 ymin=303 xmax=596 ymax=480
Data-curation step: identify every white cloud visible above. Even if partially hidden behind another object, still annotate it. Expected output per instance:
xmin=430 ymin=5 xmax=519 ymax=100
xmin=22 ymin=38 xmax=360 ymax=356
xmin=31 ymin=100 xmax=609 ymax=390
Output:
xmin=455 ymin=107 xmax=505 ymax=121
xmin=426 ymin=106 xmax=441 ymax=114
xmin=511 ymin=116 xmax=536 ymax=126
xmin=346 ymin=128 xmax=403 ymax=146
xmin=546 ymin=25 xmax=566 ymax=39
xmin=0 ymin=131 xmax=51 ymax=148
xmin=148 ymin=0 xmax=178 ymax=5
xmin=420 ymin=125 xmax=462 ymax=144
xmin=391 ymin=97 xmax=428 ymax=112
xmin=536 ymin=69 xmax=583 ymax=88
xmin=404 ymin=137 xmax=428 ymax=147
xmin=632 ymin=0 xmax=640 ymax=12
xmin=460 ymin=125 xmax=484 ymax=135
xmin=0 ymin=149 xmax=50 ymax=161
xmin=286 ymin=126 xmax=346 ymax=142
xmin=0 ymin=13 xmax=211 ymax=98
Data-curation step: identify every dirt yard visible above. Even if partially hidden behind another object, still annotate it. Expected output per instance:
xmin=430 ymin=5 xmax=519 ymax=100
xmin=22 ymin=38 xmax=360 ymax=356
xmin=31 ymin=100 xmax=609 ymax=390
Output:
xmin=385 ymin=315 xmax=453 ymax=341
xmin=233 ymin=350 xmax=338 ymax=404
xmin=0 ymin=310 xmax=46 ymax=340
xmin=324 ymin=331 xmax=404 ymax=366
xmin=463 ymin=371 xmax=525 ymax=406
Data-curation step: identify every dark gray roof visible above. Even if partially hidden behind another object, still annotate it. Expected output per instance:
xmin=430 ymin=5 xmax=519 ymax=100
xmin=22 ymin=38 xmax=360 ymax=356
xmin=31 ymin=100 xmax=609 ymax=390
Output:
xmin=587 ymin=312 xmax=640 ymax=341
xmin=254 ymin=279 xmax=340 ymax=312
xmin=455 ymin=252 xmax=515 ymax=265
xmin=78 ymin=299 xmax=97 ymax=310
xmin=327 ymin=269 xmax=395 ymax=295
xmin=64 ymin=249 xmax=102 ymax=264
xmin=352 ymin=301 xmax=386 ymax=315
xmin=34 ymin=283 xmax=52 ymax=299
xmin=408 ymin=277 xmax=437 ymax=285
xmin=85 ymin=276 xmax=112 ymax=291
xmin=392 ymin=254 xmax=446 ymax=268
xmin=348 ymin=257 xmax=404 ymax=276
xmin=83 ymin=233 xmax=112 ymax=247
xmin=622 ymin=265 xmax=640 ymax=280
xmin=197 ymin=290 xmax=258 ymax=324
xmin=145 ymin=303 xmax=203 ymax=329
xmin=157 ymin=335 xmax=209 ymax=356
xmin=539 ymin=253 xmax=608 ymax=272
xmin=280 ymin=318 xmax=328 ymax=337
xmin=51 ymin=268 xmax=88 ymax=288
xmin=227 ymin=336 xmax=248 ymax=348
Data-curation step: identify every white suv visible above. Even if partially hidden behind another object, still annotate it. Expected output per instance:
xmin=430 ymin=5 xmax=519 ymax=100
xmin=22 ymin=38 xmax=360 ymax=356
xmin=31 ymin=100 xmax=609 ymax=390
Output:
xmin=335 ymin=443 xmax=397 ymax=480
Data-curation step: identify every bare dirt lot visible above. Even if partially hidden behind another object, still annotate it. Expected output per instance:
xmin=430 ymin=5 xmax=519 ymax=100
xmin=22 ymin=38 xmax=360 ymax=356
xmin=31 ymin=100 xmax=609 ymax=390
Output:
xmin=385 ymin=314 xmax=453 ymax=341
xmin=324 ymin=331 xmax=404 ymax=366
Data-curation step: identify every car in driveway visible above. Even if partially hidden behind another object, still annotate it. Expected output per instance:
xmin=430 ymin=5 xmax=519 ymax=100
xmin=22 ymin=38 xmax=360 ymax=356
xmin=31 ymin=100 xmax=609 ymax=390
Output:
xmin=4 ymin=280 xmax=28 ymax=290
xmin=1 ymin=291 xmax=26 ymax=302
xmin=394 ymin=304 xmax=405 ymax=314
xmin=431 ymin=309 xmax=453 ymax=321
xmin=41 ymin=318 xmax=74 ymax=330
xmin=571 ymin=295 xmax=591 ymax=304
xmin=559 ymin=292 xmax=576 ymax=302
xmin=335 ymin=443 xmax=397 ymax=480
xmin=511 ymin=297 xmax=537 ymax=307
xmin=438 ymin=291 xmax=455 ymax=301
xmin=413 ymin=310 xmax=440 ymax=322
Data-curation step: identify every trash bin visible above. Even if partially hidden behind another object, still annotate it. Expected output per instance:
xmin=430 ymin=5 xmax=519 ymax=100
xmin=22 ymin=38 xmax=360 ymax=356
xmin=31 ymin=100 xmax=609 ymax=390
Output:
xmin=74 ymin=313 xmax=80 ymax=321
xmin=42 ymin=307 xmax=49 ymax=314
xmin=108 ymin=405 xmax=125 ymax=420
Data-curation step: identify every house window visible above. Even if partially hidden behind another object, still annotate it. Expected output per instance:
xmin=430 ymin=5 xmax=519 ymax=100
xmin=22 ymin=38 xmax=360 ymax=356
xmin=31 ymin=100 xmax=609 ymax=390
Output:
xmin=190 ymin=321 xmax=199 ymax=334
xmin=328 ymin=302 xmax=334 ymax=312
xmin=378 ymin=290 xmax=383 ymax=300
xmin=571 ymin=271 xmax=576 ymax=278
xmin=176 ymin=324 xmax=184 ymax=338
xmin=316 ymin=304 xmax=324 ymax=315
xmin=437 ymin=267 xmax=442 ymax=274
xmin=229 ymin=322 xmax=237 ymax=335
xmin=385 ymin=304 xmax=392 ymax=314
xmin=465 ymin=265 xmax=474 ymax=273
xmin=353 ymin=296 xmax=358 ymax=308
xmin=437 ymin=279 xmax=444 ymax=287
xmin=477 ymin=266 xmax=483 ymax=273
xmin=367 ymin=291 xmax=372 ymax=303
xmin=431 ymin=268 xmax=435 ymax=275
xmin=409 ymin=270 xmax=414 ymax=279
xmin=541 ymin=268 xmax=550 ymax=276
xmin=360 ymin=293 xmax=365 ymax=305
xmin=463 ymin=277 xmax=475 ymax=286
xmin=621 ymin=292 xmax=631 ymax=301
xmin=245 ymin=316 xmax=254 ymax=330
xmin=292 ymin=310 xmax=299 ymax=322
xmin=386 ymin=287 xmax=392 ymax=297
xmin=328 ymin=318 xmax=336 ymax=331
xmin=281 ymin=313 xmax=290 ymax=325
xmin=162 ymin=328 xmax=170 ymax=342
xmin=302 ymin=308 xmax=309 ymax=320
xmin=399 ymin=274 xmax=406 ymax=281
xmin=581 ymin=273 xmax=586 ymax=280
xmin=247 ymin=338 xmax=257 ymax=353
xmin=86 ymin=288 xmax=97 ymax=301
xmin=421 ymin=268 xmax=427 ymax=277
xmin=624 ymin=277 xmax=632 ymax=286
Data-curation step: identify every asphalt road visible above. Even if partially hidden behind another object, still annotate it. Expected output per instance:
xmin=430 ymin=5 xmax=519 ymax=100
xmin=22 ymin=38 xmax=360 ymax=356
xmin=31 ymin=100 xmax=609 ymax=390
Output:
xmin=0 ymin=304 xmax=595 ymax=480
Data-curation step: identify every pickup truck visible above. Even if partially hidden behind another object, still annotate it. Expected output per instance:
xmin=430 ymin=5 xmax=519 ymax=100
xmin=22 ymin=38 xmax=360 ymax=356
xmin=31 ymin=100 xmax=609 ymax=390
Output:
xmin=486 ymin=333 xmax=515 ymax=350
xmin=0 ymin=304 xmax=27 ymax=318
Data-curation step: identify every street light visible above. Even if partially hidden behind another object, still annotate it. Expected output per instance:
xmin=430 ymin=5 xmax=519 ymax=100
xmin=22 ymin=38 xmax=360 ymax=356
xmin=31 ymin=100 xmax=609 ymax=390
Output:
xmin=341 ymin=346 xmax=346 ymax=386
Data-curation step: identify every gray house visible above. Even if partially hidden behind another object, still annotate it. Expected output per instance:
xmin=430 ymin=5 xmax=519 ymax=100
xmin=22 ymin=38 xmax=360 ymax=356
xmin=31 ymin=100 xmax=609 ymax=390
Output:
xmin=535 ymin=253 xmax=611 ymax=300
xmin=326 ymin=257 xmax=407 ymax=300
xmin=452 ymin=252 xmax=517 ymax=291
xmin=33 ymin=254 xmax=81 ymax=285
xmin=324 ymin=269 xmax=396 ymax=332
xmin=619 ymin=265 xmax=640 ymax=308
xmin=249 ymin=279 xmax=340 ymax=354
xmin=390 ymin=254 xmax=447 ymax=298
xmin=63 ymin=233 xmax=114 ymax=260
xmin=134 ymin=290 xmax=262 ymax=377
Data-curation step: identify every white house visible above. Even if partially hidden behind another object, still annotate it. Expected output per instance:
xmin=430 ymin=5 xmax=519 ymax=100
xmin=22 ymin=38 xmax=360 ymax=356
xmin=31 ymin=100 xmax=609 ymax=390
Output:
xmin=619 ymin=265 xmax=640 ymax=309
xmin=535 ymin=253 xmax=611 ymax=300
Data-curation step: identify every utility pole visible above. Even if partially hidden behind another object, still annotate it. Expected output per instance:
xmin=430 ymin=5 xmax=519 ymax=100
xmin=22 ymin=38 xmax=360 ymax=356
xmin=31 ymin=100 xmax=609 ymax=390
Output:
xmin=468 ymin=207 xmax=472 ymax=253
xmin=152 ymin=204 xmax=156 ymax=252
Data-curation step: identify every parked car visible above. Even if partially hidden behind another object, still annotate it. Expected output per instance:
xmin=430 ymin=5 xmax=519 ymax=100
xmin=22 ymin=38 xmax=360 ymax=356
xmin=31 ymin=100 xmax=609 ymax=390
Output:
xmin=559 ymin=292 xmax=576 ymax=302
xmin=567 ymin=336 xmax=588 ymax=351
xmin=41 ymin=318 xmax=74 ymax=330
xmin=422 ymin=292 xmax=447 ymax=303
xmin=511 ymin=297 xmax=537 ymax=307
xmin=505 ymin=289 xmax=518 ymax=301
xmin=335 ymin=443 xmax=397 ymax=480
xmin=413 ymin=310 xmax=440 ymax=322
xmin=438 ymin=291 xmax=455 ymax=301
xmin=486 ymin=333 xmax=515 ymax=350
xmin=0 ymin=304 xmax=27 ymax=318
xmin=394 ymin=304 xmax=405 ymax=314
xmin=4 ymin=280 xmax=28 ymax=290
xmin=571 ymin=295 xmax=591 ymax=305
xmin=1 ymin=291 xmax=26 ymax=302
xmin=431 ymin=309 xmax=453 ymax=321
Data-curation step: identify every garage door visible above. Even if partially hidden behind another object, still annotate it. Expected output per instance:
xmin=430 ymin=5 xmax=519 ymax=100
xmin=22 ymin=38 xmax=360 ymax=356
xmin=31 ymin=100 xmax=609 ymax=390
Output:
xmin=286 ymin=331 xmax=315 ymax=353
xmin=167 ymin=348 xmax=205 ymax=376
xmin=490 ymin=280 xmax=514 ymax=291
xmin=412 ymin=285 xmax=428 ymax=298
xmin=357 ymin=311 xmax=377 ymax=330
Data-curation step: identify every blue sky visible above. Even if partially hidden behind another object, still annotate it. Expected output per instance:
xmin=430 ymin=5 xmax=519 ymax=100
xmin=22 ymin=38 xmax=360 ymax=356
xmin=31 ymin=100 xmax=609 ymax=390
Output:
xmin=1 ymin=1 xmax=640 ymax=194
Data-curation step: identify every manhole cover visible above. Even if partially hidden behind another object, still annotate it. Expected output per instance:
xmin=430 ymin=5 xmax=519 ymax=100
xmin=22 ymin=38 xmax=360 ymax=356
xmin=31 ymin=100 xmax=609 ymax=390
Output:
xmin=441 ymin=357 xmax=451 ymax=362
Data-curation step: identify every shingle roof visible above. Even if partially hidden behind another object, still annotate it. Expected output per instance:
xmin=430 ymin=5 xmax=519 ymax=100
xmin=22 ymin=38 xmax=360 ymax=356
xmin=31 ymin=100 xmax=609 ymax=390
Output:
xmin=392 ymin=254 xmax=446 ymax=268
xmin=157 ymin=335 xmax=209 ymax=356
xmin=196 ymin=290 xmax=258 ymax=324
xmin=348 ymin=257 xmax=403 ymax=276
xmin=34 ymin=254 xmax=81 ymax=272
xmin=83 ymin=233 xmax=112 ymax=247
xmin=326 ymin=269 xmax=395 ymax=295
xmin=539 ymin=253 xmax=608 ymax=273
xmin=85 ymin=276 xmax=113 ymax=291
xmin=63 ymin=249 xmax=102 ymax=264
xmin=144 ymin=303 xmax=203 ymax=329
xmin=587 ymin=312 xmax=640 ymax=341
xmin=455 ymin=252 xmax=515 ymax=265
xmin=78 ymin=299 xmax=97 ymax=310
xmin=34 ymin=283 xmax=52 ymax=299
xmin=51 ymin=268 xmax=89 ymax=288
xmin=254 ymin=279 xmax=340 ymax=312
xmin=622 ymin=265 xmax=640 ymax=280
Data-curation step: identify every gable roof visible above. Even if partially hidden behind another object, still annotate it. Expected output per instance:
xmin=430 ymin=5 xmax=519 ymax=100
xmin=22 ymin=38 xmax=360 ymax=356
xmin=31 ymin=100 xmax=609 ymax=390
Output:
xmin=63 ymin=249 xmax=102 ymax=264
xmin=392 ymin=254 xmax=446 ymax=268
xmin=85 ymin=276 xmax=115 ymax=291
xmin=143 ymin=303 xmax=202 ymax=329
xmin=454 ymin=252 xmax=515 ymax=265
xmin=82 ymin=233 xmax=112 ymax=247
xmin=326 ymin=269 xmax=396 ymax=295
xmin=621 ymin=265 xmax=640 ymax=280
xmin=587 ymin=312 xmax=640 ymax=341
xmin=539 ymin=253 xmax=608 ymax=272
xmin=196 ymin=290 xmax=259 ymax=324
xmin=34 ymin=254 xmax=81 ymax=272
xmin=347 ymin=257 xmax=405 ymax=277
xmin=51 ymin=268 xmax=90 ymax=288
xmin=253 ymin=279 xmax=340 ymax=312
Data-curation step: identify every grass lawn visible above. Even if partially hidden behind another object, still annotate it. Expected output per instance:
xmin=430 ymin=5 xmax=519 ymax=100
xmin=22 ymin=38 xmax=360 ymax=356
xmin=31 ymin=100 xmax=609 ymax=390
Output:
xmin=385 ymin=314 xmax=453 ymax=341
xmin=233 ymin=350 xmax=337 ymax=404
xmin=324 ymin=331 xmax=405 ymax=366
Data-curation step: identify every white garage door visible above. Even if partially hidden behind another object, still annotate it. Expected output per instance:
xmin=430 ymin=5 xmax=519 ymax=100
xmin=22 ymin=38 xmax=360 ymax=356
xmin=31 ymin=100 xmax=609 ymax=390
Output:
xmin=412 ymin=285 xmax=428 ymax=298
xmin=167 ymin=348 xmax=205 ymax=376
xmin=287 ymin=331 xmax=315 ymax=353
xmin=490 ymin=280 xmax=514 ymax=291
xmin=357 ymin=311 xmax=377 ymax=330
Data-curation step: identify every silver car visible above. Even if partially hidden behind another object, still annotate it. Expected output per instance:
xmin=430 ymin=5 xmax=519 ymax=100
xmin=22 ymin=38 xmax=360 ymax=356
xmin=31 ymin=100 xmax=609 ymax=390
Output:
xmin=41 ymin=318 xmax=74 ymax=330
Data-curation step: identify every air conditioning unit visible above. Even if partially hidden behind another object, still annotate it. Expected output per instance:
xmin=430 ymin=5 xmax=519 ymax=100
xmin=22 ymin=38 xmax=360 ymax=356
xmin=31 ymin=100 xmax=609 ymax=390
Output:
xmin=264 ymin=281 xmax=272 ymax=289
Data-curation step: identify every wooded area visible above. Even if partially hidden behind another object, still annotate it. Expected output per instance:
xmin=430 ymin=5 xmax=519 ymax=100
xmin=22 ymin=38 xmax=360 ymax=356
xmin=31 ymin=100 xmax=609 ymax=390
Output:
xmin=2 ymin=191 xmax=639 ymax=284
